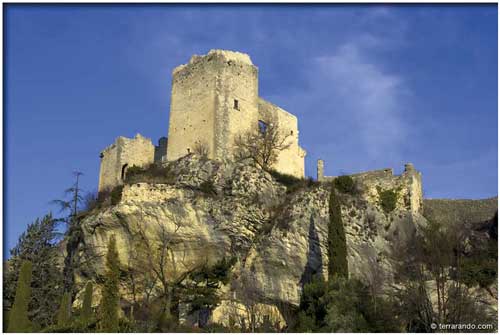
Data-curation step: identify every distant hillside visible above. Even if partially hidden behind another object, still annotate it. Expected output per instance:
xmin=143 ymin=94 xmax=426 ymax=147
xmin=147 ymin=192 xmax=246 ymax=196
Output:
xmin=424 ymin=197 xmax=497 ymax=226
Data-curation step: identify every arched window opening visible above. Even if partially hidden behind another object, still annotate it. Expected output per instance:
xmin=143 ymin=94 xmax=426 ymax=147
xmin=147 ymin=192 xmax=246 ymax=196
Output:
xmin=121 ymin=164 xmax=129 ymax=180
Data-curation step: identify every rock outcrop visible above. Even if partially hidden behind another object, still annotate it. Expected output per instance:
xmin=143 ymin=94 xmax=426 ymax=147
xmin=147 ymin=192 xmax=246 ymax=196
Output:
xmin=72 ymin=155 xmax=497 ymax=326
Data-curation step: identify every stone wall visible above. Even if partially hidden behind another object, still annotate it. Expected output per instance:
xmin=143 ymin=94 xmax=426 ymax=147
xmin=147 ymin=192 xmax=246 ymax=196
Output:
xmin=318 ymin=160 xmax=423 ymax=214
xmin=98 ymin=134 xmax=155 ymax=192
xmin=99 ymin=50 xmax=307 ymax=187
xmin=165 ymin=49 xmax=305 ymax=177
xmin=154 ymin=137 xmax=168 ymax=163
xmin=258 ymin=98 xmax=306 ymax=177
xmin=213 ymin=50 xmax=260 ymax=162
xmin=166 ymin=49 xmax=260 ymax=162
xmin=166 ymin=51 xmax=220 ymax=161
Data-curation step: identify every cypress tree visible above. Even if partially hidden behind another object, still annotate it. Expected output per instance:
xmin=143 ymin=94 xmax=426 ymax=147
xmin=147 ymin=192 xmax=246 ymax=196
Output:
xmin=99 ymin=235 xmax=120 ymax=332
xmin=57 ymin=291 xmax=71 ymax=328
xmin=81 ymin=281 xmax=93 ymax=325
xmin=328 ymin=185 xmax=348 ymax=280
xmin=7 ymin=260 xmax=33 ymax=332
xmin=4 ymin=214 xmax=63 ymax=328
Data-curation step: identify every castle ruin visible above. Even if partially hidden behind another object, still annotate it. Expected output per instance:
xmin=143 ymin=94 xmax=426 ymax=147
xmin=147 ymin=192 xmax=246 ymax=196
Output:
xmin=97 ymin=49 xmax=423 ymax=215
xmin=98 ymin=50 xmax=306 ymax=192
xmin=318 ymin=159 xmax=423 ymax=214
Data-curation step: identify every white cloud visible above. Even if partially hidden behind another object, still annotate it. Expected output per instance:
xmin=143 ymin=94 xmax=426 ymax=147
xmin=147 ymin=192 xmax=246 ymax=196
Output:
xmin=266 ymin=34 xmax=414 ymax=176
xmin=313 ymin=41 xmax=410 ymax=158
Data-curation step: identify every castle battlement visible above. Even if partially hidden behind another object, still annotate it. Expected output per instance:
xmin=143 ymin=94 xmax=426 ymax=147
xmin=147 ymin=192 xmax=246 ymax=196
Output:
xmin=173 ymin=49 xmax=255 ymax=76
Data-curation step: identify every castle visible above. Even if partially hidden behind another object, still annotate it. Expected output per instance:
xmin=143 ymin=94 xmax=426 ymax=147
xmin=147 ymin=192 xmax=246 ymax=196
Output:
xmin=97 ymin=50 xmax=423 ymax=214
xmin=98 ymin=50 xmax=307 ymax=192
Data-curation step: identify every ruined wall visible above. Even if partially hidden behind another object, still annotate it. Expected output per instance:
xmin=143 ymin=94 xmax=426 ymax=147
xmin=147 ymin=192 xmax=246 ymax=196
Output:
xmin=258 ymin=98 xmax=306 ymax=177
xmin=166 ymin=49 xmax=259 ymax=162
xmin=98 ymin=134 xmax=155 ymax=192
xmin=352 ymin=163 xmax=423 ymax=214
xmin=318 ymin=160 xmax=423 ymax=214
xmin=154 ymin=137 xmax=168 ymax=163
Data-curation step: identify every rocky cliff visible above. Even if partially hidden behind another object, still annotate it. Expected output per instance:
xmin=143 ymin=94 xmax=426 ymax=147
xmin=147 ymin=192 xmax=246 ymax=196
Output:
xmin=71 ymin=155 xmax=496 ymax=326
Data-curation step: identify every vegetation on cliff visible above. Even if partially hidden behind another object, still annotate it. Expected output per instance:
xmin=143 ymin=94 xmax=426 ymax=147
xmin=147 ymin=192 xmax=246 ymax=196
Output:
xmin=3 ymin=214 xmax=63 ymax=330
xmin=57 ymin=292 xmax=72 ymax=328
xmin=99 ymin=235 xmax=121 ymax=332
xmin=328 ymin=183 xmax=348 ymax=280
xmin=7 ymin=260 xmax=33 ymax=332
xmin=294 ymin=180 xmax=401 ymax=332
xmin=3 ymin=159 xmax=498 ymax=333
xmin=80 ymin=282 xmax=94 ymax=326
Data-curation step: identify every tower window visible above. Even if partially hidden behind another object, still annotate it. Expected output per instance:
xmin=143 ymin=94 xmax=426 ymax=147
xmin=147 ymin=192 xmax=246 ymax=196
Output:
xmin=258 ymin=120 xmax=268 ymax=135
xmin=121 ymin=164 xmax=128 ymax=180
xmin=233 ymin=99 xmax=239 ymax=110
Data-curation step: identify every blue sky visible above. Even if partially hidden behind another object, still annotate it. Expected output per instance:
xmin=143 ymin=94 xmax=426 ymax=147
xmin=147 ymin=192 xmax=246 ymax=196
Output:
xmin=4 ymin=4 xmax=497 ymax=254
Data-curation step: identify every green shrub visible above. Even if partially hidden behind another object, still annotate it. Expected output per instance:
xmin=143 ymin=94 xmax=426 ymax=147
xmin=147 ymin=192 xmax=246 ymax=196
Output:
xmin=99 ymin=235 xmax=121 ymax=332
xmin=269 ymin=170 xmax=320 ymax=193
xmin=80 ymin=282 xmax=93 ymax=326
xmin=124 ymin=164 xmax=176 ymax=185
xmin=377 ymin=187 xmax=399 ymax=213
xmin=124 ymin=165 xmax=144 ymax=179
xmin=57 ymin=292 xmax=71 ymax=328
xmin=7 ymin=260 xmax=33 ymax=332
xmin=110 ymin=185 xmax=123 ymax=206
xmin=204 ymin=322 xmax=234 ymax=332
xmin=333 ymin=175 xmax=356 ymax=194
xmin=42 ymin=319 xmax=98 ymax=333
xmin=199 ymin=180 xmax=217 ymax=196
xmin=269 ymin=169 xmax=302 ymax=186
xmin=328 ymin=187 xmax=348 ymax=280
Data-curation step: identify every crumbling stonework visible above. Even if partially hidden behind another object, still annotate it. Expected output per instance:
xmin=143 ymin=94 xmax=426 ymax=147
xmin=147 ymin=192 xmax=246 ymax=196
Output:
xmin=317 ymin=160 xmax=423 ymax=214
xmin=99 ymin=50 xmax=307 ymax=190
xmin=258 ymin=98 xmax=306 ymax=177
xmin=98 ymin=134 xmax=155 ymax=192
xmin=166 ymin=49 xmax=306 ymax=177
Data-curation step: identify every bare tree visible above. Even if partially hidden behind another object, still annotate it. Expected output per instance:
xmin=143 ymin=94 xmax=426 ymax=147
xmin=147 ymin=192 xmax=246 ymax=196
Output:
xmin=232 ymin=268 xmax=266 ymax=332
xmin=129 ymin=200 xmax=201 ymax=327
xmin=193 ymin=141 xmax=209 ymax=159
xmin=389 ymin=220 xmax=496 ymax=331
xmin=234 ymin=117 xmax=292 ymax=171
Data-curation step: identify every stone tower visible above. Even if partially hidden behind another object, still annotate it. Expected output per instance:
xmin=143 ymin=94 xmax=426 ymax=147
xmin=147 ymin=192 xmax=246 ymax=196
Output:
xmin=98 ymin=50 xmax=307 ymax=192
xmin=166 ymin=49 xmax=306 ymax=177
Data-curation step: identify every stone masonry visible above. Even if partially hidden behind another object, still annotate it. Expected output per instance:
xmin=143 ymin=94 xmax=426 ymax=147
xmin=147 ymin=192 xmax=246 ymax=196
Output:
xmin=98 ymin=50 xmax=307 ymax=191
xmin=98 ymin=134 xmax=155 ymax=192
xmin=166 ymin=49 xmax=306 ymax=177
xmin=317 ymin=159 xmax=423 ymax=214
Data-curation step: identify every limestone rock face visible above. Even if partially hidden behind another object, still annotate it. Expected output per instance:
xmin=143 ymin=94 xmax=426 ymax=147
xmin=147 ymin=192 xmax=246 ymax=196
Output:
xmin=76 ymin=155 xmax=429 ymax=312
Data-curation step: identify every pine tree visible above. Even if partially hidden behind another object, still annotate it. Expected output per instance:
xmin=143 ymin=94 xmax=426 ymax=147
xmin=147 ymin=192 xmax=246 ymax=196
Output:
xmin=4 ymin=214 xmax=63 ymax=328
xmin=57 ymin=292 xmax=71 ymax=327
xmin=99 ymin=235 xmax=120 ymax=332
xmin=51 ymin=171 xmax=85 ymax=294
xmin=81 ymin=281 xmax=93 ymax=325
xmin=328 ymin=185 xmax=348 ymax=280
xmin=7 ymin=260 xmax=33 ymax=332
